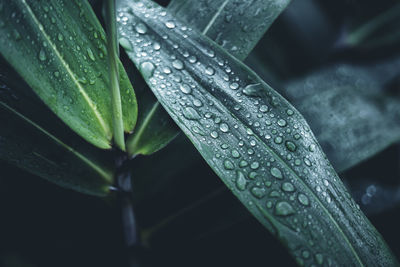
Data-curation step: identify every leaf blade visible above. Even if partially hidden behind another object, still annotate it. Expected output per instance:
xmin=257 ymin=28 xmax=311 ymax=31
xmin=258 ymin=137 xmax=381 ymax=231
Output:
xmin=117 ymin=0 xmax=398 ymax=265
xmin=0 ymin=0 xmax=137 ymax=149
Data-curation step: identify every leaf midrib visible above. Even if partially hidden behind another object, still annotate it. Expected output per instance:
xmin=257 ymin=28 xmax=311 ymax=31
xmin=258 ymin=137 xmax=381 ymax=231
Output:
xmin=20 ymin=0 xmax=111 ymax=139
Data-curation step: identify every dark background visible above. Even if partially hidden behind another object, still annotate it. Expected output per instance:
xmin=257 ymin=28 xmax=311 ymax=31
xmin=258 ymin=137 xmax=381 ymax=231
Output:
xmin=1 ymin=0 xmax=400 ymax=266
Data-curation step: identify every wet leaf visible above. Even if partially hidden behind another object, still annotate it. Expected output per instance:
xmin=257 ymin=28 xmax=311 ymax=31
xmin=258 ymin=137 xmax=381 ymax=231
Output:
xmin=117 ymin=0 xmax=398 ymax=265
xmin=126 ymin=0 xmax=291 ymax=155
xmin=285 ymin=62 xmax=400 ymax=172
xmin=0 ymin=0 xmax=137 ymax=149
xmin=0 ymin=59 xmax=113 ymax=196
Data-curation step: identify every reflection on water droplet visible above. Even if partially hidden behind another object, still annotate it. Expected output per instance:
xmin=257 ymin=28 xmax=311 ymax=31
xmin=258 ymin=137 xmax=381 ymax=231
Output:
xmin=205 ymin=66 xmax=215 ymax=75
xmin=251 ymin=186 xmax=266 ymax=199
xmin=165 ymin=21 xmax=175 ymax=29
xmin=139 ymin=61 xmax=155 ymax=80
xmin=277 ymin=119 xmax=287 ymax=127
xmin=298 ymin=193 xmax=309 ymax=206
xmin=38 ymin=49 xmax=46 ymax=61
xmin=119 ymin=37 xmax=132 ymax=51
xmin=236 ymin=171 xmax=247 ymax=191
xmin=243 ymin=83 xmax=263 ymax=96
xmin=285 ymin=141 xmax=297 ymax=152
xmin=274 ymin=136 xmax=283 ymax=144
xmin=219 ymin=123 xmax=229 ymax=132
xmin=179 ymin=83 xmax=191 ymax=94
xmin=135 ymin=23 xmax=148 ymax=34
xmin=275 ymin=201 xmax=295 ymax=216
xmin=210 ymin=131 xmax=219 ymax=138
xmin=172 ymin=59 xmax=184 ymax=70
xmin=270 ymin=167 xmax=283 ymax=179
xmin=259 ymin=105 xmax=268 ymax=113
xmin=182 ymin=107 xmax=200 ymax=120
xmin=282 ymin=182 xmax=295 ymax=192
xmin=230 ymin=82 xmax=239 ymax=90
xmin=87 ymin=47 xmax=95 ymax=61
xmin=224 ymin=159 xmax=234 ymax=170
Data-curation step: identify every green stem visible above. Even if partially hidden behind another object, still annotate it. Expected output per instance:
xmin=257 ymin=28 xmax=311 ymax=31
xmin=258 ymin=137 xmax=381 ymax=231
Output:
xmin=346 ymin=3 xmax=400 ymax=46
xmin=106 ymin=0 xmax=125 ymax=151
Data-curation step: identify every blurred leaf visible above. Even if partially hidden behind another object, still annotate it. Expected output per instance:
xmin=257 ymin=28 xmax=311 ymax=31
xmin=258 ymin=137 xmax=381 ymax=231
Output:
xmin=0 ymin=59 xmax=114 ymax=196
xmin=340 ymin=3 xmax=400 ymax=50
xmin=126 ymin=0 xmax=291 ymax=155
xmin=285 ymin=61 xmax=400 ymax=172
xmin=0 ymin=0 xmax=137 ymax=149
xmin=117 ymin=0 xmax=398 ymax=265
xmin=168 ymin=0 xmax=291 ymax=61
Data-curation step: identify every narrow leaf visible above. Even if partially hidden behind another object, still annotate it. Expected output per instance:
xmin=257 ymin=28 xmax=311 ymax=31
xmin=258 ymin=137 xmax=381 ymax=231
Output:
xmin=285 ymin=62 xmax=400 ymax=172
xmin=0 ymin=0 xmax=137 ymax=149
xmin=126 ymin=0 xmax=292 ymax=155
xmin=0 ymin=61 xmax=113 ymax=196
xmin=117 ymin=0 xmax=397 ymax=265
xmin=168 ymin=0 xmax=291 ymax=61
xmin=106 ymin=0 xmax=126 ymax=150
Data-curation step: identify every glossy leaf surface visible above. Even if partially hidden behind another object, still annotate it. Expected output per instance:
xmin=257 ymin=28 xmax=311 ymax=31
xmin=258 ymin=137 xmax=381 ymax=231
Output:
xmin=0 ymin=0 xmax=137 ymax=149
xmin=126 ymin=0 xmax=291 ymax=155
xmin=117 ymin=0 xmax=397 ymax=265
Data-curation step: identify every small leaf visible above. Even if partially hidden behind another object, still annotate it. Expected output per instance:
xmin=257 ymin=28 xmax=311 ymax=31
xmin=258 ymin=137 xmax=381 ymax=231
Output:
xmin=0 ymin=61 xmax=113 ymax=196
xmin=0 ymin=0 xmax=137 ymax=149
xmin=117 ymin=0 xmax=398 ymax=265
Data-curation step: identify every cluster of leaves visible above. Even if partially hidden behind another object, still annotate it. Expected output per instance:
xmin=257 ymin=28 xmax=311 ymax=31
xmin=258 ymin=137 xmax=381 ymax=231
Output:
xmin=0 ymin=0 xmax=400 ymax=266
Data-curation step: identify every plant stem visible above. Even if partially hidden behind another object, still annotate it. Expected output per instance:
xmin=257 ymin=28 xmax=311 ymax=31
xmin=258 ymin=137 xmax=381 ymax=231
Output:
xmin=106 ymin=0 xmax=126 ymax=151
xmin=345 ymin=3 xmax=400 ymax=47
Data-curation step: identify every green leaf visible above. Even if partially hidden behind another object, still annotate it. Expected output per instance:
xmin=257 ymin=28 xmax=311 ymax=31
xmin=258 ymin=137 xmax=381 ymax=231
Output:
xmin=168 ymin=0 xmax=291 ymax=61
xmin=126 ymin=91 xmax=179 ymax=155
xmin=126 ymin=0 xmax=291 ymax=155
xmin=0 ymin=60 xmax=114 ymax=196
xmin=117 ymin=0 xmax=398 ymax=265
xmin=340 ymin=3 xmax=400 ymax=49
xmin=285 ymin=62 xmax=400 ymax=172
xmin=0 ymin=0 xmax=137 ymax=149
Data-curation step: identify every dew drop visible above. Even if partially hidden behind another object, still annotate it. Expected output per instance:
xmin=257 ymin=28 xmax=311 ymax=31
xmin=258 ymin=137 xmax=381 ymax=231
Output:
xmin=135 ymin=23 xmax=148 ymax=34
xmin=243 ymin=83 xmax=263 ymax=96
xmin=224 ymin=159 xmax=234 ymax=170
xmin=231 ymin=150 xmax=240 ymax=158
xmin=210 ymin=131 xmax=219 ymax=138
xmin=315 ymin=253 xmax=324 ymax=265
xmin=282 ymin=182 xmax=295 ymax=192
xmin=152 ymin=42 xmax=161 ymax=50
xmin=172 ymin=59 xmax=184 ymax=70
xmin=87 ymin=47 xmax=95 ymax=61
xmin=274 ymin=136 xmax=283 ymax=144
xmin=251 ymin=187 xmax=266 ymax=199
xmin=229 ymin=82 xmax=239 ymax=90
xmin=304 ymin=158 xmax=312 ymax=166
xmin=165 ymin=21 xmax=175 ymax=29
xmin=259 ymin=105 xmax=269 ymax=113
xmin=277 ymin=119 xmax=287 ymax=127
xmin=275 ymin=201 xmax=295 ymax=216
xmin=297 ymin=193 xmax=309 ymax=206
xmin=53 ymin=71 xmax=60 ymax=77
xmin=285 ymin=141 xmax=297 ymax=152
xmin=286 ymin=109 xmax=294 ymax=116
xmin=119 ymin=37 xmax=132 ymax=51
xmin=193 ymin=99 xmax=203 ymax=107
xmin=57 ymin=33 xmax=64 ymax=41
xmin=38 ymin=49 xmax=46 ymax=61
xmin=219 ymin=123 xmax=229 ymax=133
xmin=236 ymin=171 xmax=247 ymax=191
xmin=250 ymin=162 xmax=260 ymax=170
xmin=270 ymin=167 xmax=283 ymax=179
xmin=179 ymin=83 xmax=191 ymax=94
xmin=139 ymin=61 xmax=155 ymax=80
xmin=205 ymin=66 xmax=215 ymax=75
xmin=182 ymin=107 xmax=200 ymax=120
xmin=239 ymin=160 xmax=248 ymax=168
